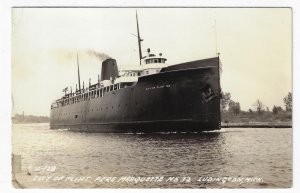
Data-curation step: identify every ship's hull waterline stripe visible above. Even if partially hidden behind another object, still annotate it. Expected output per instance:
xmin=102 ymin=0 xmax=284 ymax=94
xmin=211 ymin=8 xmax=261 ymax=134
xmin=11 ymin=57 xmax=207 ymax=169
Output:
xmin=50 ymin=118 xmax=218 ymax=126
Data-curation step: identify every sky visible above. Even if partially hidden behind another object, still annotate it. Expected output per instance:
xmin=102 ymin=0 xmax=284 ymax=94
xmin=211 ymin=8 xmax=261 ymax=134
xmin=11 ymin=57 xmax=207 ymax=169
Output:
xmin=11 ymin=8 xmax=292 ymax=116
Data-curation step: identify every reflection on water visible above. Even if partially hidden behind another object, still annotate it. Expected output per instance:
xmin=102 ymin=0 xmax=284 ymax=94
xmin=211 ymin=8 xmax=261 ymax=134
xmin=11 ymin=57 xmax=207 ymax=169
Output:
xmin=12 ymin=123 xmax=292 ymax=188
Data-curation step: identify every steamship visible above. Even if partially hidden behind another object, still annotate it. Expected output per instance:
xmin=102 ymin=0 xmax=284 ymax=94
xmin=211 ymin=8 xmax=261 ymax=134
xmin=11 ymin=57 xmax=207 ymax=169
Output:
xmin=50 ymin=13 xmax=221 ymax=132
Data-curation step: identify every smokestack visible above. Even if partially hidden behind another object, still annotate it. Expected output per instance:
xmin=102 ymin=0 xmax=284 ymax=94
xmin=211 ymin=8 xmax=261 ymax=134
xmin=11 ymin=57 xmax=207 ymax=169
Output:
xmin=101 ymin=58 xmax=119 ymax=81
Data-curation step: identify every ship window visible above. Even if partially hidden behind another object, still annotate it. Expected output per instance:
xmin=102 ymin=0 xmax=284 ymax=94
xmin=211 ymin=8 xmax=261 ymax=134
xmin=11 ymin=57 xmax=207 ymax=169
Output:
xmin=154 ymin=59 xmax=158 ymax=63
xmin=146 ymin=71 xmax=149 ymax=74
xmin=110 ymin=85 xmax=113 ymax=91
xmin=114 ymin=84 xmax=117 ymax=90
xmin=138 ymin=72 xmax=141 ymax=76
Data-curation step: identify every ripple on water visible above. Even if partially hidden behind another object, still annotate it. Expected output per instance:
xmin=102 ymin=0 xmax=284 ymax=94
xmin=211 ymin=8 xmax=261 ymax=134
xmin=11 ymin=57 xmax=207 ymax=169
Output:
xmin=12 ymin=124 xmax=292 ymax=188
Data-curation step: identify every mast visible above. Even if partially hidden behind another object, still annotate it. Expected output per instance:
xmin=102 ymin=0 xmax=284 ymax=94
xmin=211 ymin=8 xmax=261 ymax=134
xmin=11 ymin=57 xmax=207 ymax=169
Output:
xmin=136 ymin=11 xmax=143 ymax=65
xmin=214 ymin=19 xmax=218 ymax=56
xmin=77 ymin=53 xmax=81 ymax=92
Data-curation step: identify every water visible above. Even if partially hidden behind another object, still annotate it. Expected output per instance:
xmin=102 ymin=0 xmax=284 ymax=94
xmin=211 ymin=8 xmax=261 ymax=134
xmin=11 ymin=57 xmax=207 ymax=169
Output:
xmin=12 ymin=123 xmax=292 ymax=188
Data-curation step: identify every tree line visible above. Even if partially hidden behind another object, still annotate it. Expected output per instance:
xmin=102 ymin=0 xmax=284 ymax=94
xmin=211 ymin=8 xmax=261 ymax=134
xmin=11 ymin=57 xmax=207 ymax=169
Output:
xmin=12 ymin=114 xmax=50 ymax=123
xmin=221 ymin=91 xmax=292 ymax=115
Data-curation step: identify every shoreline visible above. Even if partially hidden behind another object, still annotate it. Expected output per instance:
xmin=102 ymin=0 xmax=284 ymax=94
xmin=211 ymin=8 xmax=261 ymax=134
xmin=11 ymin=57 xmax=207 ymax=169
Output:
xmin=12 ymin=122 xmax=49 ymax=124
xmin=221 ymin=122 xmax=292 ymax=128
xmin=12 ymin=122 xmax=292 ymax=128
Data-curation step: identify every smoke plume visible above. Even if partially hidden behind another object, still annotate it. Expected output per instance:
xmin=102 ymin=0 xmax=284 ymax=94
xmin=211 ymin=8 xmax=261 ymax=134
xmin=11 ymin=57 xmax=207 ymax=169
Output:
xmin=87 ymin=49 xmax=110 ymax=62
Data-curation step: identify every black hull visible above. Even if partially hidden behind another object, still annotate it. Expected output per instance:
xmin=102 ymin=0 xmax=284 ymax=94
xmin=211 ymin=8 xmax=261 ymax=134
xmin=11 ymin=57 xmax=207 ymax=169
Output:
xmin=50 ymin=57 xmax=221 ymax=133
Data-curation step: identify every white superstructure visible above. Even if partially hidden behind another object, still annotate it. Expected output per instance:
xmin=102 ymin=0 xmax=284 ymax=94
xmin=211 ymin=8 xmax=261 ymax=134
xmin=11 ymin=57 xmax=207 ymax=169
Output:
xmin=119 ymin=48 xmax=168 ymax=80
